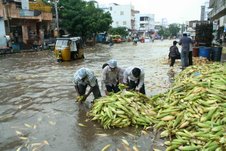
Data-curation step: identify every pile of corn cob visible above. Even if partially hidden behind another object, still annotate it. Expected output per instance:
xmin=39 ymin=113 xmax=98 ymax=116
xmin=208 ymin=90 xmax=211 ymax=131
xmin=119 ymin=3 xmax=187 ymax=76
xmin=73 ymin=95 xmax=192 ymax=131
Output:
xmin=88 ymin=63 xmax=225 ymax=150
xmin=88 ymin=90 xmax=156 ymax=129
xmin=149 ymin=63 xmax=226 ymax=150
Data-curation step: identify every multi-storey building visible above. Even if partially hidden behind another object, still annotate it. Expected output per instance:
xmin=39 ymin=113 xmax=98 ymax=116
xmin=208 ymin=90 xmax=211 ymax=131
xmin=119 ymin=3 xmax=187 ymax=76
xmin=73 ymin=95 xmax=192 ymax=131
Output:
xmin=0 ymin=0 xmax=52 ymax=49
xmin=135 ymin=13 xmax=155 ymax=32
xmin=101 ymin=3 xmax=137 ymax=31
xmin=208 ymin=0 xmax=226 ymax=40
xmin=208 ymin=0 xmax=226 ymax=21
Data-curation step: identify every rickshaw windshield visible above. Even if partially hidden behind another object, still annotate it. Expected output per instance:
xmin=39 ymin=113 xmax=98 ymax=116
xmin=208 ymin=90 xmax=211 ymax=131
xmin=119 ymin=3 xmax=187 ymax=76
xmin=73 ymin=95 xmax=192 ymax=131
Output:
xmin=55 ymin=40 xmax=68 ymax=49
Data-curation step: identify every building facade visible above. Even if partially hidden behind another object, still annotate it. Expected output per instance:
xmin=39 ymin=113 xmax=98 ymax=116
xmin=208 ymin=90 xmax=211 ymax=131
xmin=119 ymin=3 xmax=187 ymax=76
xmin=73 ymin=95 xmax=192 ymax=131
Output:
xmin=0 ymin=0 xmax=52 ymax=49
xmin=101 ymin=3 xmax=137 ymax=31
xmin=135 ymin=13 xmax=155 ymax=32
xmin=208 ymin=0 xmax=226 ymax=40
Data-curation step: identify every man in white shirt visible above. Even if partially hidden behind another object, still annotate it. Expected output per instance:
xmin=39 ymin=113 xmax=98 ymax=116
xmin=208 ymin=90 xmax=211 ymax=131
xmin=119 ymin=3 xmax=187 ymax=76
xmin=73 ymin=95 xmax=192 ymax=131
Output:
xmin=101 ymin=59 xmax=124 ymax=95
xmin=73 ymin=67 xmax=101 ymax=102
xmin=123 ymin=67 xmax=145 ymax=94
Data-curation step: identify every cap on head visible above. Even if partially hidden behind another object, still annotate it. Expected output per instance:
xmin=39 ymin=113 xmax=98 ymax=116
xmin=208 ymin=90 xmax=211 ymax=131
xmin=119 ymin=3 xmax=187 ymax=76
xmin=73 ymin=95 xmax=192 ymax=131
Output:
xmin=78 ymin=68 xmax=87 ymax=79
xmin=108 ymin=59 xmax=117 ymax=68
xmin=173 ymin=41 xmax=178 ymax=45
xmin=132 ymin=67 xmax=141 ymax=78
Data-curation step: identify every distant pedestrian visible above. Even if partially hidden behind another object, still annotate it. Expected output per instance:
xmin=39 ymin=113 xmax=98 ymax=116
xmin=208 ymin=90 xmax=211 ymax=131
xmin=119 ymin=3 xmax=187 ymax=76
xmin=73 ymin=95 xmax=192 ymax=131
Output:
xmin=123 ymin=67 xmax=145 ymax=94
xmin=169 ymin=41 xmax=180 ymax=67
xmin=133 ymin=36 xmax=139 ymax=45
xmin=178 ymin=33 xmax=194 ymax=69
xmin=73 ymin=68 xmax=101 ymax=103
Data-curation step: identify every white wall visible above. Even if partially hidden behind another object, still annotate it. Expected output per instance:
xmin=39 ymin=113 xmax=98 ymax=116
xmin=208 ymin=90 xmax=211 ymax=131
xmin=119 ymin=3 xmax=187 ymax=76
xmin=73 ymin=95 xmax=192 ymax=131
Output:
xmin=108 ymin=3 xmax=134 ymax=29
xmin=0 ymin=19 xmax=7 ymax=47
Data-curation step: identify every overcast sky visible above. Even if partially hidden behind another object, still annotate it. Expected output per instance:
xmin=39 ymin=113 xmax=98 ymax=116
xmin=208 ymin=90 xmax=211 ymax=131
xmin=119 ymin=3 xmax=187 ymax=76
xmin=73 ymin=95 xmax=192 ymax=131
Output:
xmin=95 ymin=0 xmax=209 ymax=24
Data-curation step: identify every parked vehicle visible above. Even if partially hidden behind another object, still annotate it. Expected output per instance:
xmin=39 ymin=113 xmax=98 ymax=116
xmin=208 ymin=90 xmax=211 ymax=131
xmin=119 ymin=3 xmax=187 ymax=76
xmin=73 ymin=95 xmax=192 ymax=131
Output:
xmin=96 ymin=33 xmax=107 ymax=43
xmin=54 ymin=37 xmax=84 ymax=61
xmin=111 ymin=35 xmax=122 ymax=43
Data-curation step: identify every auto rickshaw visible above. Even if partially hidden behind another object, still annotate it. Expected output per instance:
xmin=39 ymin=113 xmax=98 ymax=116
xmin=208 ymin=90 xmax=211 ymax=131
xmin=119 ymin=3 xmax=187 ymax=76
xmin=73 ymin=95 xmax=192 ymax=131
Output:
xmin=54 ymin=37 xmax=84 ymax=61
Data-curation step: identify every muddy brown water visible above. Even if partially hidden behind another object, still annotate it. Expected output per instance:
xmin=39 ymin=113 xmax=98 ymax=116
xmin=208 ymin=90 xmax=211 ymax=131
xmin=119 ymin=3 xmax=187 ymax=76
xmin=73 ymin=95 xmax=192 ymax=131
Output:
xmin=0 ymin=40 xmax=181 ymax=151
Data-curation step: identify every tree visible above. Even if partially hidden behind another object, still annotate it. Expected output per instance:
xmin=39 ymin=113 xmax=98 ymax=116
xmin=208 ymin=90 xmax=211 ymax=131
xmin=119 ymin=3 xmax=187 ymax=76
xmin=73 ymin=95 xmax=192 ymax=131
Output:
xmin=158 ymin=26 xmax=170 ymax=38
xmin=108 ymin=27 xmax=128 ymax=37
xmin=168 ymin=24 xmax=180 ymax=38
xmin=157 ymin=24 xmax=180 ymax=39
xmin=58 ymin=0 xmax=112 ymax=41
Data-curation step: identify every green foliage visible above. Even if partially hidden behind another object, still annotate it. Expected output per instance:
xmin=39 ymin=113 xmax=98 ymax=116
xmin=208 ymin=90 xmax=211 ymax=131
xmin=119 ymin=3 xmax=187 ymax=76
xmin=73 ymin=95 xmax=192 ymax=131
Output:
xmin=157 ymin=24 xmax=180 ymax=38
xmin=108 ymin=27 xmax=128 ymax=37
xmin=58 ymin=0 xmax=112 ymax=40
xmin=168 ymin=24 xmax=180 ymax=37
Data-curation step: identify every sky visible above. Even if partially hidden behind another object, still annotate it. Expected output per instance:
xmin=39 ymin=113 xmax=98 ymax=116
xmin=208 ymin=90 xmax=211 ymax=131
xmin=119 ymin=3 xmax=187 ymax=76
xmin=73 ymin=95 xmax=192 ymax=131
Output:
xmin=95 ymin=0 xmax=209 ymax=24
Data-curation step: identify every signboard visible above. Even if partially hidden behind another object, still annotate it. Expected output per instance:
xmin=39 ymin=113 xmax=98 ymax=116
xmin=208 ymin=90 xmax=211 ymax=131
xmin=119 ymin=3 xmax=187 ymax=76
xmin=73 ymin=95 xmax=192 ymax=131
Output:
xmin=29 ymin=2 xmax=52 ymax=13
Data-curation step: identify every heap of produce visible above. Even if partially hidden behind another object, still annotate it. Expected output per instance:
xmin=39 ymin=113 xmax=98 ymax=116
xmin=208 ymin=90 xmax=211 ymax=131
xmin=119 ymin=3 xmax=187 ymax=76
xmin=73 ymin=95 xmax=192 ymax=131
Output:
xmin=192 ymin=57 xmax=210 ymax=65
xmin=88 ymin=63 xmax=225 ymax=150
xmin=88 ymin=90 xmax=156 ymax=129
xmin=149 ymin=63 xmax=226 ymax=150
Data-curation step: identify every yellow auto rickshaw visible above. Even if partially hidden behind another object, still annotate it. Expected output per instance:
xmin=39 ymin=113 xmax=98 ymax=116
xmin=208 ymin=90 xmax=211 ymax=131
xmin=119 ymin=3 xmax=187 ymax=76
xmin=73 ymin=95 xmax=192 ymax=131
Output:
xmin=54 ymin=37 xmax=84 ymax=61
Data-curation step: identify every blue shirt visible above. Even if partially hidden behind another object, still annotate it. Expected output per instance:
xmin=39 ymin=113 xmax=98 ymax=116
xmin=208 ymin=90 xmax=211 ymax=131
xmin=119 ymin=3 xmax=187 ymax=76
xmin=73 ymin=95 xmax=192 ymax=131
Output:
xmin=179 ymin=36 xmax=193 ymax=51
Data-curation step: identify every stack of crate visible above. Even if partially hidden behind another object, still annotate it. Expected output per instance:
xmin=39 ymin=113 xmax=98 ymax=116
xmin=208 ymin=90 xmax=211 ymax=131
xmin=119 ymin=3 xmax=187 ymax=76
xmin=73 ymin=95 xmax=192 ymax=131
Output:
xmin=195 ymin=22 xmax=213 ymax=47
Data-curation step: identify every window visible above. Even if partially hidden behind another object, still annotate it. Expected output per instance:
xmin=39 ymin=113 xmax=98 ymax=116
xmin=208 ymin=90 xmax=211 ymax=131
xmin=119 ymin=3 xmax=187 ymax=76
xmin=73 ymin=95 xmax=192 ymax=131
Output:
xmin=123 ymin=21 xmax=127 ymax=25
xmin=140 ymin=17 xmax=144 ymax=21
xmin=15 ymin=2 xmax=22 ymax=9
xmin=120 ymin=11 xmax=124 ymax=15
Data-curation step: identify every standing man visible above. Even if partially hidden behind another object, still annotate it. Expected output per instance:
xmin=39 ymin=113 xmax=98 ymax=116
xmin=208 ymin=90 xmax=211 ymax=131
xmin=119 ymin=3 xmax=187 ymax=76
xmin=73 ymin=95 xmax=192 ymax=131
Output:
xmin=101 ymin=59 xmax=124 ymax=95
xmin=73 ymin=67 xmax=101 ymax=102
xmin=123 ymin=67 xmax=145 ymax=94
xmin=188 ymin=35 xmax=194 ymax=66
xmin=179 ymin=33 xmax=194 ymax=69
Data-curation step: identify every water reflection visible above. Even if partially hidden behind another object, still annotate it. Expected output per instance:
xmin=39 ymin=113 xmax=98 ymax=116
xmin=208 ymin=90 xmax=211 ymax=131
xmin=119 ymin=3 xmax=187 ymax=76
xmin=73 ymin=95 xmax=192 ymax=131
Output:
xmin=76 ymin=103 xmax=97 ymax=151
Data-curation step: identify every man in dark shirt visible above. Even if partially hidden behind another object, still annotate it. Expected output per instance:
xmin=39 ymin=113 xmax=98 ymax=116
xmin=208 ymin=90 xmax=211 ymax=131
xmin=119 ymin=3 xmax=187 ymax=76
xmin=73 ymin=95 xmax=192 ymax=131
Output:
xmin=169 ymin=41 xmax=180 ymax=67
xmin=179 ymin=33 xmax=194 ymax=69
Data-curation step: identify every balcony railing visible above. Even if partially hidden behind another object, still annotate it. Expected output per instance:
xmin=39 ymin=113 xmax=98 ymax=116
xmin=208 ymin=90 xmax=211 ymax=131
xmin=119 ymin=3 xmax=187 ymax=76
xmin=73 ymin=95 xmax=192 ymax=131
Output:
xmin=209 ymin=2 xmax=226 ymax=20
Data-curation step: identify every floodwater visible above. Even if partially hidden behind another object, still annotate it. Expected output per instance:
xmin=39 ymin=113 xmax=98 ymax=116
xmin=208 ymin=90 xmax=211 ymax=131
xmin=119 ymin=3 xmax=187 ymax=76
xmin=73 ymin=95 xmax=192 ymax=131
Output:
xmin=0 ymin=40 xmax=181 ymax=151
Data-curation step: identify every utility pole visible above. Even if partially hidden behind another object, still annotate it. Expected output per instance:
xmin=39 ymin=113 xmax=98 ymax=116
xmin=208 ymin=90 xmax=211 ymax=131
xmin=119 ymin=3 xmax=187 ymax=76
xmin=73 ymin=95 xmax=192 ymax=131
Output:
xmin=54 ymin=1 xmax=59 ymax=37
xmin=48 ymin=0 xmax=59 ymax=37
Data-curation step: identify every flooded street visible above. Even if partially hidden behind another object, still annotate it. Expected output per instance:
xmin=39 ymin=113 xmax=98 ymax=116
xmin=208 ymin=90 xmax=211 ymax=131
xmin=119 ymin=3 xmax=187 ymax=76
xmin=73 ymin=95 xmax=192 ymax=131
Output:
xmin=0 ymin=40 xmax=180 ymax=151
